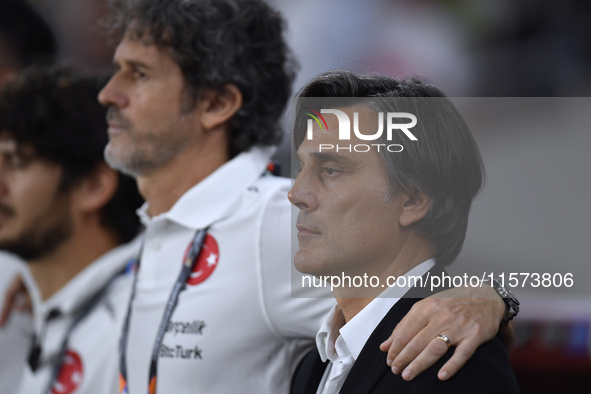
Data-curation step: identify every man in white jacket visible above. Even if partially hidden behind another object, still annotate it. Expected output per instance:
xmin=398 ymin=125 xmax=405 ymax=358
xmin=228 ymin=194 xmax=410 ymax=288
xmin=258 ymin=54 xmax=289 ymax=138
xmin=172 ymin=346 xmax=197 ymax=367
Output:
xmin=0 ymin=66 xmax=144 ymax=394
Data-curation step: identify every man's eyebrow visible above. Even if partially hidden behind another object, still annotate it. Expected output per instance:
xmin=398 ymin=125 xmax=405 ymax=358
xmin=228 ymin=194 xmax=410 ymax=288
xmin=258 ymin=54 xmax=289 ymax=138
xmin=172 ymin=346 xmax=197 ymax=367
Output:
xmin=113 ymin=58 xmax=151 ymax=70
xmin=311 ymin=152 xmax=356 ymax=166
xmin=295 ymin=151 xmax=358 ymax=167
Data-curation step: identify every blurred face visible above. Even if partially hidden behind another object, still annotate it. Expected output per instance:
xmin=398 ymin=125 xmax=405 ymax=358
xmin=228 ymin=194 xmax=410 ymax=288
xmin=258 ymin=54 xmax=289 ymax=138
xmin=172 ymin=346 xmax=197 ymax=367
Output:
xmin=0 ymin=137 xmax=73 ymax=261
xmin=0 ymin=43 xmax=19 ymax=83
xmin=289 ymin=107 xmax=408 ymax=279
xmin=98 ymin=31 xmax=202 ymax=177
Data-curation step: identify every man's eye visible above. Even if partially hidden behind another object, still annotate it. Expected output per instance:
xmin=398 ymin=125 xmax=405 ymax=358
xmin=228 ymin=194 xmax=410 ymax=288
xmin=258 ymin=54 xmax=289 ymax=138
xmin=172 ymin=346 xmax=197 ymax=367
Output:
xmin=13 ymin=156 xmax=30 ymax=168
xmin=3 ymin=155 xmax=27 ymax=169
xmin=322 ymin=167 xmax=338 ymax=176
xmin=133 ymin=70 xmax=147 ymax=79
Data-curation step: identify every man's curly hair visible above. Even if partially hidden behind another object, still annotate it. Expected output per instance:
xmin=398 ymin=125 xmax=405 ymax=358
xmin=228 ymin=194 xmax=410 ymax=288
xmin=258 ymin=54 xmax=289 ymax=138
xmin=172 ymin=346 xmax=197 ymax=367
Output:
xmin=106 ymin=0 xmax=297 ymax=157
xmin=0 ymin=66 xmax=144 ymax=244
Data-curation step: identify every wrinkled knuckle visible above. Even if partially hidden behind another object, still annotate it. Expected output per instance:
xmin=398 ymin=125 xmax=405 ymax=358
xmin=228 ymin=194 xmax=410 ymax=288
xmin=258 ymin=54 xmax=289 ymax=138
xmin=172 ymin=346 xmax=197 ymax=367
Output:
xmin=393 ymin=358 xmax=407 ymax=370
xmin=474 ymin=321 xmax=484 ymax=333
xmin=417 ymin=304 xmax=435 ymax=319
xmin=388 ymin=349 xmax=400 ymax=359
xmin=427 ymin=298 xmax=443 ymax=309
xmin=409 ymin=302 xmax=424 ymax=316
xmin=471 ymin=322 xmax=486 ymax=338
xmin=407 ymin=342 xmax=423 ymax=356
xmin=395 ymin=334 xmax=411 ymax=347
xmin=454 ymin=320 xmax=470 ymax=333
xmin=391 ymin=336 xmax=404 ymax=352
xmin=457 ymin=345 xmax=475 ymax=359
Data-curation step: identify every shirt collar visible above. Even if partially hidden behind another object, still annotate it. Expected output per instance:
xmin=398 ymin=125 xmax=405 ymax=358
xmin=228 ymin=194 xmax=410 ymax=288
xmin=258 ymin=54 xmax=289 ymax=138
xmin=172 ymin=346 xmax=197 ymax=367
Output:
xmin=316 ymin=304 xmax=346 ymax=363
xmin=23 ymin=235 xmax=142 ymax=330
xmin=137 ymin=146 xmax=275 ymax=229
xmin=316 ymin=259 xmax=435 ymax=361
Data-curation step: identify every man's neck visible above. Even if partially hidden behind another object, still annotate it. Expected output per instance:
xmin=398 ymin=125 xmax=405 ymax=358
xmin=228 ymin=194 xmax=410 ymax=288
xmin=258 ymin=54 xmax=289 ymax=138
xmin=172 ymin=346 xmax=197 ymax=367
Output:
xmin=334 ymin=298 xmax=373 ymax=323
xmin=27 ymin=217 xmax=120 ymax=301
xmin=335 ymin=234 xmax=435 ymax=323
xmin=137 ymin=136 xmax=229 ymax=217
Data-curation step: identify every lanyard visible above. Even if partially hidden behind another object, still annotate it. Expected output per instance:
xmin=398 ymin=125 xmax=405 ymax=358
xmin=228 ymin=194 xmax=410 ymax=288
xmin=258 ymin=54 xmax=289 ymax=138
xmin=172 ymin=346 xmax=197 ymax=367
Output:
xmin=42 ymin=265 xmax=127 ymax=394
xmin=119 ymin=228 xmax=208 ymax=394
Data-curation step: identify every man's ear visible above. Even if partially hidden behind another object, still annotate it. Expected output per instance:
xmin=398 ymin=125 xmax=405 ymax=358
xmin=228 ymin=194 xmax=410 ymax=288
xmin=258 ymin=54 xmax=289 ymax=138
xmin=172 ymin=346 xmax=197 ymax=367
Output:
xmin=71 ymin=162 xmax=118 ymax=214
xmin=399 ymin=188 xmax=432 ymax=227
xmin=199 ymin=84 xmax=243 ymax=131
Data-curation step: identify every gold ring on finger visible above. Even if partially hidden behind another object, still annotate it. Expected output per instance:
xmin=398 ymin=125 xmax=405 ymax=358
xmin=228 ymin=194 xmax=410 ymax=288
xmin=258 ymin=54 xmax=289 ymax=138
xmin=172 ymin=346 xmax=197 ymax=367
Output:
xmin=435 ymin=334 xmax=451 ymax=348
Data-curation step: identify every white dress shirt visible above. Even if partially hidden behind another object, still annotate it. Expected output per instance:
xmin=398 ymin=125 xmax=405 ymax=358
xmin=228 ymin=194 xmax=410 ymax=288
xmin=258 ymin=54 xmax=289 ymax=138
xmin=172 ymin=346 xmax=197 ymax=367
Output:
xmin=315 ymin=259 xmax=435 ymax=394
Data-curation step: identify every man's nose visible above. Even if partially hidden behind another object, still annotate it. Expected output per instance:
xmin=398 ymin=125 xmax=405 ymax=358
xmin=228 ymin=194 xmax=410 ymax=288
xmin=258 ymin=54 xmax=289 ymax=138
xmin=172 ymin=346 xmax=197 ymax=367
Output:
xmin=98 ymin=74 xmax=128 ymax=109
xmin=0 ymin=167 xmax=9 ymax=197
xmin=288 ymin=172 xmax=317 ymax=211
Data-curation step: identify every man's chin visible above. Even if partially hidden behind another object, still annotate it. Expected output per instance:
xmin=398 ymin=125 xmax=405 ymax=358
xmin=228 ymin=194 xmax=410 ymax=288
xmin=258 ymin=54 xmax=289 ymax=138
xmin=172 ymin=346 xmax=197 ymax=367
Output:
xmin=294 ymin=250 xmax=329 ymax=276
xmin=104 ymin=146 xmax=142 ymax=178
xmin=104 ymin=143 xmax=167 ymax=178
xmin=0 ymin=240 xmax=38 ymax=261
xmin=0 ymin=231 xmax=18 ymax=250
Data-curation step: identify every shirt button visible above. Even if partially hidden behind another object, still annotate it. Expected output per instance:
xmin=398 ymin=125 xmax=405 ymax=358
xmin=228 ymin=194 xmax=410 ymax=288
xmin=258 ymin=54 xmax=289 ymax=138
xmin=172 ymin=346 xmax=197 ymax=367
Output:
xmin=150 ymin=242 xmax=161 ymax=251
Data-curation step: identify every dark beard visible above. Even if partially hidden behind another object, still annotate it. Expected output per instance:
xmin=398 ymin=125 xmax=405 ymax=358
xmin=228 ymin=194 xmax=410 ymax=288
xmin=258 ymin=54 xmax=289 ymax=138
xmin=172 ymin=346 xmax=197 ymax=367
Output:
xmin=0 ymin=201 xmax=73 ymax=261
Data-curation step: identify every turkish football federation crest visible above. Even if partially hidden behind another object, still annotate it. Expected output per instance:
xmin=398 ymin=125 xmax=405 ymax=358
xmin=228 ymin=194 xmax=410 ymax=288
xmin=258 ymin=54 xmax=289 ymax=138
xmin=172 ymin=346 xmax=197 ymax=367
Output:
xmin=52 ymin=350 xmax=83 ymax=394
xmin=184 ymin=234 xmax=219 ymax=286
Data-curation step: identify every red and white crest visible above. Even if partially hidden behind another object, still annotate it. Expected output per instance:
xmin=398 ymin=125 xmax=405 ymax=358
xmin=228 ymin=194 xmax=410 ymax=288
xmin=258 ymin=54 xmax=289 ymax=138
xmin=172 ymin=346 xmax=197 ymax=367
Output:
xmin=184 ymin=234 xmax=219 ymax=286
xmin=52 ymin=350 xmax=83 ymax=394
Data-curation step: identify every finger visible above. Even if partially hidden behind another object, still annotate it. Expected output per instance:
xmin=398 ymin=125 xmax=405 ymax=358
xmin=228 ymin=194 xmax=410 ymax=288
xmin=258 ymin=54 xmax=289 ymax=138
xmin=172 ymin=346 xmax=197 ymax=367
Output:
xmin=0 ymin=276 xmax=25 ymax=327
xmin=383 ymin=305 xmax=430 ymax=369
xmin=390 ymin=324 xmax=443 ymax=374
xmin=437 ymin=339 xmax=478 ymax=380
xmin=400 ymin=335 xmax=451 ymax=381
xmin=379 ymin=336 xmax=393 ymax=352
xmin=385 ymin=303 xmax=431 ymax=354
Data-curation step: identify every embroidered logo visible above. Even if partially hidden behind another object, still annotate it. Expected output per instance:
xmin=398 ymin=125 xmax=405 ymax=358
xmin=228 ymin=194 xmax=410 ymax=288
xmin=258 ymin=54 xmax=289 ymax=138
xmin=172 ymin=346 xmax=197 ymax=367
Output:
xmin=52 ymin=350 xmax=83 ymax=394
xmin=184 ymin=234 xmax=219 ymax=285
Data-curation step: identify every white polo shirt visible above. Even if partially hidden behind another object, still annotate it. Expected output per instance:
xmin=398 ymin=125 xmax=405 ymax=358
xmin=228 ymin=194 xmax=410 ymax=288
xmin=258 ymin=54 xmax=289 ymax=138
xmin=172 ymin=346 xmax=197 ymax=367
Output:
xmin=0 ymin=252 xmax=29 ymax=394
xmin=125 ymin=146 xmax=334 ymax=394
xmin=17 ymin=237 xmax=141 ymax=394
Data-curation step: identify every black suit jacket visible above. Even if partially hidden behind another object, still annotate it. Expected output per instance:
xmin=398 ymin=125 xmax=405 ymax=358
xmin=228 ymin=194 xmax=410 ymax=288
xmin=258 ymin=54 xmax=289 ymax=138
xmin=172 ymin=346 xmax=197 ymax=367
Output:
xmin=291 ymin=265 xmax=521 ymax=394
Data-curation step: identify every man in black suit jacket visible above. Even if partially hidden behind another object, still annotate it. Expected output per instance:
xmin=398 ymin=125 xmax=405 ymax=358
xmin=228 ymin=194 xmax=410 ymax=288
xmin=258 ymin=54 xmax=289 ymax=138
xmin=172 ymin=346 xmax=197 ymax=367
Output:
xmin=288 ymin=70 xmax=520 ymax=394
xmin=291 ymin=265 xmax=520 ymax=394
